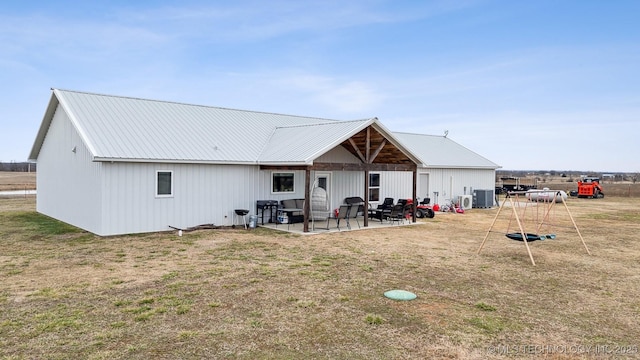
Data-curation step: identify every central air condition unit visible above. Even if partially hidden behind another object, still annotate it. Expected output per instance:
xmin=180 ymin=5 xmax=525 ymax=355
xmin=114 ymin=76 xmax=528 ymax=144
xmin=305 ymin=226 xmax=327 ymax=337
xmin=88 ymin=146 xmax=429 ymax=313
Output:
xmin=473 ymin=189 xmax=494 ymax=208
xmin=458 ymin=195 xmax=473 ymax=210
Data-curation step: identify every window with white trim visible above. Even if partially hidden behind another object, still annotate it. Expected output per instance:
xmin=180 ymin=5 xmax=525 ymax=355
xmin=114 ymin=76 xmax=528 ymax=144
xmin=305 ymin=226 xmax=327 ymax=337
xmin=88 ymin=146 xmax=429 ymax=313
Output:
xmin=368 ymin=173 xmax=380 ymax=202
xmin=272 ymin=172 xmax=294 ymax=193
xmin=156 ymin=170 xmax=173 ymax=197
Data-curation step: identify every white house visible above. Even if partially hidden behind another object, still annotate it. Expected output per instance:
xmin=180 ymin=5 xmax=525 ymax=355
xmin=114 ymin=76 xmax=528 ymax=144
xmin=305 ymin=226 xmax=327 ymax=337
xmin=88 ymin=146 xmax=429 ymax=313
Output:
xmin=29 ymin=89 xmax=499 ymax=236
xmin=29 ymin=89 xmax=428 ymax=235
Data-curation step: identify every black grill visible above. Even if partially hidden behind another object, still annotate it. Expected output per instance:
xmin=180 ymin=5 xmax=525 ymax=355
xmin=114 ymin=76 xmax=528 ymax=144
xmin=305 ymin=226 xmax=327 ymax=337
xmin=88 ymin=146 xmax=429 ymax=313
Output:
xmin=256 ymin=200 xmax=279 ymax=224
xmin=256 ymin=200 xmax=278 ymax=209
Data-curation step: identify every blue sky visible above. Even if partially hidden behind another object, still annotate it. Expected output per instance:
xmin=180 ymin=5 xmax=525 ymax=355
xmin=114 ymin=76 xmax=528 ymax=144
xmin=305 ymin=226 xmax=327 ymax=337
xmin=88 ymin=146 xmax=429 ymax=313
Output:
xmin=1 ymin=0 xmax=638 ymax=172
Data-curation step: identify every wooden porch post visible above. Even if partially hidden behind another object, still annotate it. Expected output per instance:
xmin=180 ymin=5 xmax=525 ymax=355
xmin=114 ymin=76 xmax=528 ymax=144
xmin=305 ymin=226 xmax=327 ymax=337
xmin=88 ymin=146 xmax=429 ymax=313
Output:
xmin=364 ymin=169 xmax=369 ymax=227
xmin=412 ymin=166 xmax=417 ymax=223
xmin=303 ymin=167 xmax=311 ymax=232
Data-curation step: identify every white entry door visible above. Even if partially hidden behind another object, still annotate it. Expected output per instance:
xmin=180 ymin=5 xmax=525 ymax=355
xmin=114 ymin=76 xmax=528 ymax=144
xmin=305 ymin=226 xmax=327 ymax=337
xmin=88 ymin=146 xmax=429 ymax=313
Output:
xmin=419 ymin=173 xmax=430 ymax=202
xmin=314 ymin=172 xmax=332 ymax=209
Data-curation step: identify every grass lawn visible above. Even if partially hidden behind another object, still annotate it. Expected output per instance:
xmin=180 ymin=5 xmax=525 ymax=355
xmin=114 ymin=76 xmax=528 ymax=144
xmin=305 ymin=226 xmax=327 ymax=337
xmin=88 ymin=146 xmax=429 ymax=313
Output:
xmin=1 ymin=196 xmax=639 ymax=359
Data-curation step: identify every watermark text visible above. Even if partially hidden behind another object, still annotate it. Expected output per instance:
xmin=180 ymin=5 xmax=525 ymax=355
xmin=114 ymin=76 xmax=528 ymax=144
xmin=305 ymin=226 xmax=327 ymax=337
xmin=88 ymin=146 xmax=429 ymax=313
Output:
xmin=487 ymin=344 xmax=638 ymax=355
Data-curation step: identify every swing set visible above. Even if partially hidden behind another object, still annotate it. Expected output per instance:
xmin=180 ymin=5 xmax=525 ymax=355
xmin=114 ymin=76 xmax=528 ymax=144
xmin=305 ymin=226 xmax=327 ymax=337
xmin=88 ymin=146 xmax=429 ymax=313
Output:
xmin=478 ymin=190 xmax=591 ymax=265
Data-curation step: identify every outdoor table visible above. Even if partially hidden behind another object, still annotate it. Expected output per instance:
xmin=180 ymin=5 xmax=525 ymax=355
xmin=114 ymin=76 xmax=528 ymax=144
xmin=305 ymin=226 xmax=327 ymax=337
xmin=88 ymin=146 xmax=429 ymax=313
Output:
xmin=277 ymin=208 xmax=303 ymax=229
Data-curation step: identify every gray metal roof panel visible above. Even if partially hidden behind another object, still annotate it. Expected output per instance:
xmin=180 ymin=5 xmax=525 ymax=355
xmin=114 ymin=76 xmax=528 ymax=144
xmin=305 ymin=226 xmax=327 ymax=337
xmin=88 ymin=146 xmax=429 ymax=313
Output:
xmin=393 ymin=132 xmax=500 ymax=169
xmin=258 ymin=120 xmax=373 ymax=163
xmin=51 ymin=89 xmax=339 ymax=163
xmin=31 ymin=90 xmax=495 ymax=168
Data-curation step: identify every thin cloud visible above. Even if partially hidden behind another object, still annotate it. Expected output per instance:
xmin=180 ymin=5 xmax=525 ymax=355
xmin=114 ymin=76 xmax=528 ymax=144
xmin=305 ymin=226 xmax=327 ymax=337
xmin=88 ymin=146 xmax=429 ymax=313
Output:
xmin=281 ymin=74 xmax=384 ymax=114
xmin=106 ymin=1 xmax=481 ymax=42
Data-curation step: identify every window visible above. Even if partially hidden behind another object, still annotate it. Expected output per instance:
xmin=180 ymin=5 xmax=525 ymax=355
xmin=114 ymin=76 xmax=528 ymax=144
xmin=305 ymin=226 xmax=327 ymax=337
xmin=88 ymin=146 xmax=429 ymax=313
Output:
xmin=156 ymin=171 xmax=173 ymax=197
xmin=272 ymin=172 xmax=294 ymax=193
xmin=317 ymin=177 xmax=327 ymax=190
xmin=368 ymin=173 xmax=380 ymax=202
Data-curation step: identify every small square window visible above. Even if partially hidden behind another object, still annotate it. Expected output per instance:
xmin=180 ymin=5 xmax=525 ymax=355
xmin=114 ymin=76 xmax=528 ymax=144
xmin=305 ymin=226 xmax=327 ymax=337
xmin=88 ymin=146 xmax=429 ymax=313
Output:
xmin=369 ymin=173 xmax=380 ymax=202
xmin=272 ymin=172 xmax=294 ymax=193
xmin=369 ymin=173 xmax=380 ymax=187
xmin=157 ymin=171 xmax=173 ymax=197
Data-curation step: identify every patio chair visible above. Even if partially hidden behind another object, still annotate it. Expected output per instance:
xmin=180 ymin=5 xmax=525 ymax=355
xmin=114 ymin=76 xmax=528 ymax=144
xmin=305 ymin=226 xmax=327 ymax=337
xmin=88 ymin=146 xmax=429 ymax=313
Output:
xmin=368 ymin=197 xmax=394 ymax=222
xmin=311 ymin=187 xmax=330 ymax=231
xmin=347 ymin=204 xmax=361 ymax=229
xmin=344 ymin=196 xmax=365 ymax=206
xmin=335 ymin=204 xmax=350 ymax=230
xmin=388 ymin=203 xmax=405 ymax=225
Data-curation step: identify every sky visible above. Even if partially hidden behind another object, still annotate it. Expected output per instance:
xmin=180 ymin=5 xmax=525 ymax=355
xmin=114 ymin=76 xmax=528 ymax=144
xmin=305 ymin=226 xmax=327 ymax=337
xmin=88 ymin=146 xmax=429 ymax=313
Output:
xmin=1 ymin=0 xmax=639 ymax=173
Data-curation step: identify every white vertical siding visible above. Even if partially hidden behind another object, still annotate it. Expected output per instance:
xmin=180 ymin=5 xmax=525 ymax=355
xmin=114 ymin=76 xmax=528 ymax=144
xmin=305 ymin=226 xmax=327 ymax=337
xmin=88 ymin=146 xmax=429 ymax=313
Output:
xmin=420 ymin=168 xmax=495 ymax=205
xmin=36 ymin=105 xmax=103 ymax=234
xmin=315 ymin=146 xmax=360 ymax=163
xmin=92 ymin=164 xmax=493 ymax=235
xmin=329 ymin=171 xmax=365 ymax=207
xmin=101 ymin=163 xmax=262 ymax=235
xmin=375 ymin=171 xmax=414 ymax=204
xmin=373 ymin=168 xmax=496 ymax=207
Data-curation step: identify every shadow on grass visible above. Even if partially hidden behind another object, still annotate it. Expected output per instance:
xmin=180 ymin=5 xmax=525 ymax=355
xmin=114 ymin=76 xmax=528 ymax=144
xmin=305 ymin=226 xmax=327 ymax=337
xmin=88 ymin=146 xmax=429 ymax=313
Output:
xmin=5 ymin=211 xmax=83 ymax=236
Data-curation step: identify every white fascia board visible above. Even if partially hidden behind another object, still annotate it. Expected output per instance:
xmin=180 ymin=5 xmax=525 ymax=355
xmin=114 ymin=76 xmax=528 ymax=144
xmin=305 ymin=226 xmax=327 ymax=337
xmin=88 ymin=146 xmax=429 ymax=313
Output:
xmin=256 ymin=160 xmax=313 ymax=166
xmin=92 ymin=157 xmax=260 ymax=166
xmin=53 ymin=89 xmax=99 ymax=158
xmin=28 ymin=92 xmax=59 ymax=161
xmin=422 ymin=164 xmax=500 ymax=170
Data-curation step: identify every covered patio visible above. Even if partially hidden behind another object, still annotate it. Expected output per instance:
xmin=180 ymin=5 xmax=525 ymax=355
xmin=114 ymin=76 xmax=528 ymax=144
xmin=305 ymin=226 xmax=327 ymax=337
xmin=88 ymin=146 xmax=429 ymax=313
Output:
xmin=258 ymin=213 xmax=425 ymax=235
xmin=260 ymin=122 xmax=423 ymax=233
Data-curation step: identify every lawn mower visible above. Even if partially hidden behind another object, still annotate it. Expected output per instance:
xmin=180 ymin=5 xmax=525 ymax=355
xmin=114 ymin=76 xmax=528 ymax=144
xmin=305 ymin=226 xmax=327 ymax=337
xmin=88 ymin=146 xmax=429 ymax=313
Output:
xmin=405 ymin=198 xmax=435 ymax=218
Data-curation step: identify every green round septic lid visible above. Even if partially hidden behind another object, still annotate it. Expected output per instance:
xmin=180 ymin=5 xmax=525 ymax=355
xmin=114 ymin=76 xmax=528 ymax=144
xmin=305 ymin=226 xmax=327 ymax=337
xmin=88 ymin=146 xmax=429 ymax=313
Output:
xmin=384 ymin=289 xmax=417 ymax=301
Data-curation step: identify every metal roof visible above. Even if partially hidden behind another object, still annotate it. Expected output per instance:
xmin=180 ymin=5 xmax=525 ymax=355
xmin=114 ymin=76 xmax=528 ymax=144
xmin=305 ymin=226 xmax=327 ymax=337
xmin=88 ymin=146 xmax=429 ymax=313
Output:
xmin=29 ymin=89 xmax=494 ymax=168
xmin=258 ymin=119 xmax=375 ymax=165
xmin=30 ymin=89 xmax=350 ymax=164
xmin=393 ymin=132 xmax=500 ymax=169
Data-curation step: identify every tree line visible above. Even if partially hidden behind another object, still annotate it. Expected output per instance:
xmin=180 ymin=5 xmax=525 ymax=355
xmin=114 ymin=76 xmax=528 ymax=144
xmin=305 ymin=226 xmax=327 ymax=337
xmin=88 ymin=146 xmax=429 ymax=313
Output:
xmin=0 ymin=162 xmax=36 ymax=172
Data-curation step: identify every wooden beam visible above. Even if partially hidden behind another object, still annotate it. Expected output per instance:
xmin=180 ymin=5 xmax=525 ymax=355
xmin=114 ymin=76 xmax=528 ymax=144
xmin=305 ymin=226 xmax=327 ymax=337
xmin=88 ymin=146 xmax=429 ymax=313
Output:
xmin=369 ymin=139 xmax=386 ymax=163
xmin=364 ymin=170 xmax=369 ymax=227
xmin=310 ymin=162 xmax=416 ymax=172
xmin=412 ymin=168 xmax=417 ymax=223
xmin=365 ymin=127 xmax=371 ymax=163
xmin=348 ymin=138 xmax=366 ymax=163
xmin=303 ymin=168 xmax=310 ymax=232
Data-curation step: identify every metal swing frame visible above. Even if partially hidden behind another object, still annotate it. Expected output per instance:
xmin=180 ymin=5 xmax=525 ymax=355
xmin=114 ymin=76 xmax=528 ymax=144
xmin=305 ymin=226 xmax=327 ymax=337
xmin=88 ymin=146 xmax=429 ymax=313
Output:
xmin=477 ymin=190 xmax=591 ymax=265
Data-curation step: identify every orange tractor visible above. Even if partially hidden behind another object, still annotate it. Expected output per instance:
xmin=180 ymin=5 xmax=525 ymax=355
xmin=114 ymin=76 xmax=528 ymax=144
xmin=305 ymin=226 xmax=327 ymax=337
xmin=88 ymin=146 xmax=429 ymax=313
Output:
xmin=577 ymin=178 xmax=604 ymax=198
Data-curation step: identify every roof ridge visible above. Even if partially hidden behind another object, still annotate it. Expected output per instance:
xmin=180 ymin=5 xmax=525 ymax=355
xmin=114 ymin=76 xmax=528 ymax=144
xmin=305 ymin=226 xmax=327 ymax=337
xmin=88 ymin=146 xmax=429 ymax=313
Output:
xmin=52 ymin=88 xmax=342 ymax=121
xmin=274 ymin=118 xmax=373 ymax=129
xmin=393 ymin=131 xmax=444 ymax=138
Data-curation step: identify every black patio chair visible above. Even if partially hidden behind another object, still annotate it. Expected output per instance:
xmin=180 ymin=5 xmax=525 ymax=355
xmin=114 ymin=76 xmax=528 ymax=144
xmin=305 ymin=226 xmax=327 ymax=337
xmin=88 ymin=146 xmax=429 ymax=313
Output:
xmin=368 ymin=197 xmax=394 ymax=222
xmin=388 ymin=204 xmax=406 ymax=225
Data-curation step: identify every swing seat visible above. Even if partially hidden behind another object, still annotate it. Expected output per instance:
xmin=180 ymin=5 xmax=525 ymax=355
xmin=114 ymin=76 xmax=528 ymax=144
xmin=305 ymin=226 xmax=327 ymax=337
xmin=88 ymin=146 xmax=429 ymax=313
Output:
xmin=506 ymin=233 xmax=546 ymax=242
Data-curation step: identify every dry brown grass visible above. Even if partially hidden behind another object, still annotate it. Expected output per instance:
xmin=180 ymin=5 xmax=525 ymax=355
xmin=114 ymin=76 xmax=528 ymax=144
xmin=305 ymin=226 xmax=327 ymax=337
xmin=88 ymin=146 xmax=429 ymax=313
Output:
xmin=0 ymin=171 xmax=36 ymax=191
xmin=1 ymin=196 xmax=639 ymax=359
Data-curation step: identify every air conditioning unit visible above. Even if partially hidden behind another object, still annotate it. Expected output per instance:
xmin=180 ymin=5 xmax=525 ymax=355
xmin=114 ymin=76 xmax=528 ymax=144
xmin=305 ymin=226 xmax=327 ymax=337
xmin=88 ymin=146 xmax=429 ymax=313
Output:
xmin=458 ymin=195 xmax=473 ymax=210
xmin=473 ymin=189 xmax=494 ymax=208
